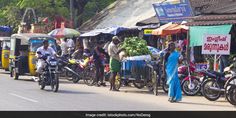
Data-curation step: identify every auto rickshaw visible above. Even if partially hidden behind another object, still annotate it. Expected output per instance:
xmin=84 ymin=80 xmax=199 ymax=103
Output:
xmin=0 ymin=37 xmax=11 ymax=70
xmin=9 ymin=33 xmax=57 ymax=80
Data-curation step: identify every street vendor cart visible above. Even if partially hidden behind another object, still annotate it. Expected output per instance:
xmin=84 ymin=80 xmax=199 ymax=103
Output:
xmin=113 ymin=55 xmax=158 ymax=96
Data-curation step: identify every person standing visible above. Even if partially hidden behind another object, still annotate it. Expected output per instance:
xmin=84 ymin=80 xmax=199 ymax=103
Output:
xmin=92 ymin=41 xmax=109 ymax=87
xmin=108 ymin=36 xmax=123 ymax=91
xmin=60 ymin=38 xmax=68 ymax=57
xmin=67 ymin=38 xmax=75 ymax=56
xmin=164 ymin=42 xmax=182 ymax=103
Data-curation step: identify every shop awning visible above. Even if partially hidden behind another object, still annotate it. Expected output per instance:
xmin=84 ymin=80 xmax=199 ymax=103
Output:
xmin=152 ymin=23 xmax=176 ymax=35
xmin=152 ymin=23 xmax=188 ymax=36
xmin=190 ymin=25 xmax=232 ymax=47
xmin=80 ymin=29 xmax=105 ymax=37
xmin=162 ymin=24 xmax=189 ymax=36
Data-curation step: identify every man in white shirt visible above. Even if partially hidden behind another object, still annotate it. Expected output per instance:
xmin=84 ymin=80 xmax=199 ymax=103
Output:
xmin=34 ymin=40 xmax=57 ymax=81
xmin=60 ymin=38 xmax=68 ymax=56
xmin=67 ymin=38 xmax=75 ymax=55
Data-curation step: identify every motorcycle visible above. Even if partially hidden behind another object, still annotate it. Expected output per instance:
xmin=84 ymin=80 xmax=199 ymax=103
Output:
xmin=201 ymin=69 xmax=232 ymax=101
xmin=57 ymin=56 xmax=81 ymax=83
xmin=162 ymin=62 xmax=201 ymax=96
xmin=224 ymin=58 xmax=236 ymax=106
xmin=37 ymin=53 xmax=59 ymax=92
xmin=67 ymin=57 xmax=96 ymax=86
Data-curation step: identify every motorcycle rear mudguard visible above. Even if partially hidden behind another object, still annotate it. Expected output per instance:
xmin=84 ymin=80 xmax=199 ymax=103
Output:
xmin=183 ymin=76 xmax=198 ymax=81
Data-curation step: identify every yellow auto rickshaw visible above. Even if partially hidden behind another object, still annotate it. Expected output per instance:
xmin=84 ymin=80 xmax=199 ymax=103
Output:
xmin=0 ymin=37 xmax=10 ymax=70
xmin=9 ymin=33 xmax=57 ymax=80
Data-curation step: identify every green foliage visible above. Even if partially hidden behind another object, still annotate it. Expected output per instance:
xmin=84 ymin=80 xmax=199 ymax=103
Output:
xmin=0 ymin=0 xmax=116 ymax=33
xmin=121 ymin=37 xmax=151 ymax=57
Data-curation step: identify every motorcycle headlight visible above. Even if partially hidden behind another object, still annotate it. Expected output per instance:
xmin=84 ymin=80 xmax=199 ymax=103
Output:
xmin=49 ymin=61 xmax=58 ymax=66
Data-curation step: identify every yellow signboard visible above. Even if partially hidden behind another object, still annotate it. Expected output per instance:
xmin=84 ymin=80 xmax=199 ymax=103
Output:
xmin=144 ymin=29 xmax=153 ymax=35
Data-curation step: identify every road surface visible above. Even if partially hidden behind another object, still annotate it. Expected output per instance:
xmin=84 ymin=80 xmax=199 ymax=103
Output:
xmin=0 ymin=70 xmax=235 ymax=111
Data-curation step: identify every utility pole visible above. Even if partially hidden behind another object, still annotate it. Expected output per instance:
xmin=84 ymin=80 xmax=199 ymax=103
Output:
xmin=70 ymin=0 xmax=74 ymax=28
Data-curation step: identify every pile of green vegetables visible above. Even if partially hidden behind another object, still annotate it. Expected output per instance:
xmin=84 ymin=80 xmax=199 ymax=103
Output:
xmin=120 ymin=37 xmax=151 ymax=57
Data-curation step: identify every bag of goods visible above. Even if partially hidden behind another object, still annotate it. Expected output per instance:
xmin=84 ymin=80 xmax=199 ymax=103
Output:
xmin=120 ymin=37 xmax=151 ymax=57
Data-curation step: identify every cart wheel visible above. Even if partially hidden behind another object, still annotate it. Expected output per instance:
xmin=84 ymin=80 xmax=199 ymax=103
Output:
xmin=152 ymin=71 xmax=158 ymax=96
xmin=114 ymin=74 xmax=121 ymax=90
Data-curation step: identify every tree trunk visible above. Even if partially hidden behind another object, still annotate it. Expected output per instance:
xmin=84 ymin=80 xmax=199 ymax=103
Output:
xmin=74 ymin=0 xmax=89 ymax=28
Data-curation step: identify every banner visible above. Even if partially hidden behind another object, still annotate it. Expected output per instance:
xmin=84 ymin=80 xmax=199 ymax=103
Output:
xmin=153 ymin=0 xmax=193 ymax=23
xmin=202 ymin=34 xmax=231 ymax=55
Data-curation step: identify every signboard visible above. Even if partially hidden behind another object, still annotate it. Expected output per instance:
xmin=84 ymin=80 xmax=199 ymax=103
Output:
xmin=144 ymin=29 xmax=153 ymax=36
xmin=202 ymin=34 xmax=231 ymax=55
xmin=153 ymin=0 xmax=193 ymax=23
xmin=196 ymin=63 xmax=209 ymax=71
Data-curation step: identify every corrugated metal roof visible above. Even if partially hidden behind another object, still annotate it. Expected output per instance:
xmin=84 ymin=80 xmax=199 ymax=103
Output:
xmin=136 ymin=16 xmax=160 ymax=26
xmin=79 ymin=0 xmax=159 ymax=32
xmin=185 ymin=14 xmax=236 ymax=26
xmin=190 ymin=0 xmax=236 ymax=15
xmin=192 ymin=14 xmax=236 ymax=21
xmin=185 ymin=20 xmax=236 ymax=26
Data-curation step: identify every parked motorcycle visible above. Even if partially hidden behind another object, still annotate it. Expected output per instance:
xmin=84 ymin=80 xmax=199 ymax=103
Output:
xmin=201 ymin=69 xmax=232 ymax=101
xmin=67 ymin=57 xmax=96 ymax=86
xmin=57 ymin=56 xmax=81 ymax=83
xmin=162 ymin=62 xmax=201 ymax=96
xmin=224 ymin=58 xmax=236 ymax=106
xmin=37 ymin=53 xmax=59 ymax=92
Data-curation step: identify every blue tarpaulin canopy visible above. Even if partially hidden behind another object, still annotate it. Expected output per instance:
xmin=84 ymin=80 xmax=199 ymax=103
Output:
xmin=0 ymin=26 xmax=11 ymax=32
xmin=101 ymin=26 xmax=128 ymax=35
xmin=80 ymin=26 xmax=128 ymax=37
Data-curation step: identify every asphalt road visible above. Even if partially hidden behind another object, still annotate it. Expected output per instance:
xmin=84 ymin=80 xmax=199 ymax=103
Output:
xmin=0 ymin=69 xmax=235 ymax=111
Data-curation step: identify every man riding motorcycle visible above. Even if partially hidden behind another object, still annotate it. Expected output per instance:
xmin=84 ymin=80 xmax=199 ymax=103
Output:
xmin=34 ymin=40 xmax=58 ymax=81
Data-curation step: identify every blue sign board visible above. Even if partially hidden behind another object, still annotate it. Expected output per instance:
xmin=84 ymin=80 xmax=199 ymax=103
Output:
xmin=153 ymin=0 xmax=193 ymax=23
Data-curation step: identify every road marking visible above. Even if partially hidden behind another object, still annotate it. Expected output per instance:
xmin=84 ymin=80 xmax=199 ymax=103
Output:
xmin=9 ymin=93 xmax=38 ymax=103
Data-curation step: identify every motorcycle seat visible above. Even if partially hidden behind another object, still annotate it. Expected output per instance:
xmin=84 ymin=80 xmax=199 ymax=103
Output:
xmin=210 ymin=70 xmax=225 ymax=77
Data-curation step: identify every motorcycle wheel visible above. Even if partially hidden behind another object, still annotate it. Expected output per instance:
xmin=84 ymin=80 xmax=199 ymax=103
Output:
xmin=225 ymin=77 xmax=236 ymax=105
xmin=72 ymin=75 xmax=80 ymax=83
xmin=51 ymin=74 xmax=59 ymax=92
xmin=83 ymin=66 xmax=96 ymax=86
xmin=12 ymin=68 xmax=19 ymax=80
xmin=162 ymin=78 xmax=169 ymax=93
xmin=181 ymin=79 xmax=201 ymax=96
xmin=202 ymin=79 xmax=221 ymax=101
xmin=66 ymin=70 xmax=74 ymax=78
xmin=39 ymin=76 xmax=45 ymax=90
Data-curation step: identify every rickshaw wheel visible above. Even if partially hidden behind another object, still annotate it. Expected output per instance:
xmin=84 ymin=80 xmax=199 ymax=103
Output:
xmin=13 ymin=68 xmax=19 ymax=80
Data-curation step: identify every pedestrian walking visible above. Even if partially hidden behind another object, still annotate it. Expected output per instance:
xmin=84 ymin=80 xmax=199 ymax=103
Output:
xmin=164 ymin=42 xmax=182 ymax=103
xmin=108 ymin=36 xmax=123 ymax=91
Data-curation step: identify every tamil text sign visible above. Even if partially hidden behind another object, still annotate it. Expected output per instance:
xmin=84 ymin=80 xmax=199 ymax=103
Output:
xmin=153 ymin=0 xmax=193 ymax=23
xmin=202 ymin=34 xmax=231 ymax=55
